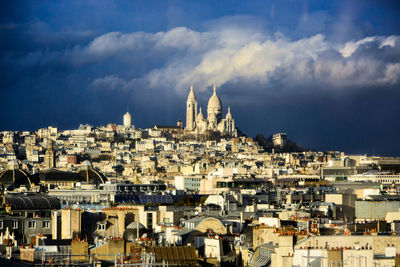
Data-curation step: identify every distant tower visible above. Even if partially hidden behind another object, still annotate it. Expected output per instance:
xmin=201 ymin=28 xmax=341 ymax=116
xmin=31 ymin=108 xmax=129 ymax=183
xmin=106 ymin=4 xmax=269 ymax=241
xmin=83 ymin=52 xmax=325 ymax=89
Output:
xmin=272 ymin=133 xmax=287 ymax=148
xmin=177 ymin=120 xmax=183 ymax=128
xmin=44 ymin=139 xmax=56 ymax=169
xmin=123 ymin=112 xmax=132 ymax=127
xmin=186 ymin=85 xmax=198 ymax=131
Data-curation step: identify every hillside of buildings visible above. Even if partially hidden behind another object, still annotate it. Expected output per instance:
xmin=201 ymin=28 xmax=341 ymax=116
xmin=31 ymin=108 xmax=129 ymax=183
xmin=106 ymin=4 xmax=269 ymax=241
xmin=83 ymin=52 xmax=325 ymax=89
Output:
xmin=0 ymin=121 xmax=400 ymax=266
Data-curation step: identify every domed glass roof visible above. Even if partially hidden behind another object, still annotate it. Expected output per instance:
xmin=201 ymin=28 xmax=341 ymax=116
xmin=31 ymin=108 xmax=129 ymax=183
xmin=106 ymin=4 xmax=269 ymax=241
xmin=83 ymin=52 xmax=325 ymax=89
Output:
xmin=0 ymin=164 xmax=36 ymax=190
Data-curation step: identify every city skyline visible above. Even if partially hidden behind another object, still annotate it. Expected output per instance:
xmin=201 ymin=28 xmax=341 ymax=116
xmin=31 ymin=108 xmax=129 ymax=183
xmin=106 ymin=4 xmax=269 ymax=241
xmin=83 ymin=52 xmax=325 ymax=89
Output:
xmin=1 ymin=0 xmax=400 ymax=156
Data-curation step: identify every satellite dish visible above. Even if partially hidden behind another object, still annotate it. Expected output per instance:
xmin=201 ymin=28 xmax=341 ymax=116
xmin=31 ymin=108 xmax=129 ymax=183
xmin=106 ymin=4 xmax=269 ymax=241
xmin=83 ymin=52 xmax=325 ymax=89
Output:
xmin=240 ymin=234 xmax=246 ymax=244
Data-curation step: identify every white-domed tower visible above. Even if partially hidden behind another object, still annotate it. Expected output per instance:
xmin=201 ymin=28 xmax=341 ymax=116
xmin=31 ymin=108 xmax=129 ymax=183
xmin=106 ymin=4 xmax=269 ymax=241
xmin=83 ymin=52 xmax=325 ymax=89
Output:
xmin=225 ymin=106 xmax=235 ymax=134
xmin=186 ymin=85 xmax=198 ymax=131
xmin=195 ymin=107 xmax=208 ymax=133
xmin=207 ymin=85 xmax=222 ymax=123
xmin=123 ymin=112 xmax=132 ymax=127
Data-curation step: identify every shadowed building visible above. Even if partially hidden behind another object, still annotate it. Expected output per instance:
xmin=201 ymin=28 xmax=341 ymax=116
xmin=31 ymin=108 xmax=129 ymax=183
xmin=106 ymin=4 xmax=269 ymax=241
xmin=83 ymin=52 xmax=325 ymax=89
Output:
xmin=1 ymin=194 xmax=61 ymax=244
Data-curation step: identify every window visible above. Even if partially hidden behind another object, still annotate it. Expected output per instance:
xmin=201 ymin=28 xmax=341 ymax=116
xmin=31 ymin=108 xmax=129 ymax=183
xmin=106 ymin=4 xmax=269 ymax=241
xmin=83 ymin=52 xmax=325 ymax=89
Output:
xmin=42 ymin=221 xmax=50 ymax=228
xmin=147 ymin=213 xmax=153 ymax=228
xmin=12 ymin=220 xmax=18 ymax=229
xmin=28 ymin=221 xmax=37 ymax=229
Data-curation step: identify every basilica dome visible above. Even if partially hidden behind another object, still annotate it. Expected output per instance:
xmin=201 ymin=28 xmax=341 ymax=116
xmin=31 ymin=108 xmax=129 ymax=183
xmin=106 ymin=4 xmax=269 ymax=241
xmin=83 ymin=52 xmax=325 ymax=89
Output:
xmin=207 ymin=85 xmax=222 ymax=110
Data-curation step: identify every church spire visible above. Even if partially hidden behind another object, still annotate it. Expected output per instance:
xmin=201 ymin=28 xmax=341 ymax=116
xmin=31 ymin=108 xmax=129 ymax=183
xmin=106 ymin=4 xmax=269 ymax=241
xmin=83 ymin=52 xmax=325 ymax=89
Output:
xmin=197 ymin=107 xmax=204 ymax=120
xmin=187 ymin=85 xmax=196 ymax=100
xmin=226 ymin=106 xmax=232 ymax=119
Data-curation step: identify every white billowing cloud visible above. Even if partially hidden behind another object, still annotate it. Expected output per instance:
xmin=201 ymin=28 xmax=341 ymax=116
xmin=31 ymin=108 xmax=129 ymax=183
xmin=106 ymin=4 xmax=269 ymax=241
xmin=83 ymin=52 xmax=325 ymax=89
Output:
xmin=175 ymin=34 xmax=329 ymax=89
xmin=380 ymin=63 xmax=400 ymax=85
xmin=83 ymin=27 xmax=213 ymax=59
xmin=379 ymin=35 xmax=396 ymax=49
xmin=339 ymin=36 xmax=377 ymax=58
xmin=83 ymin=31 xmax=155 ymax=59
xmin=85 ymin=24 xmax=400 ymax=94
xmin=339 ymin=35 xmax=397 ymax=58
xmin=92 ymin=75 xmax=128 ymax=91
xmin=155 ymin=27 xmax=213 ymax=50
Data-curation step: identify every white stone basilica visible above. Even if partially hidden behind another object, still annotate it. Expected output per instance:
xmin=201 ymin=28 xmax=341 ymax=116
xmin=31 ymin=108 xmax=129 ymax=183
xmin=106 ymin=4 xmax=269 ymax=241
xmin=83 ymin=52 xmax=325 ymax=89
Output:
xmin=185 ymin=85 xmax=236 ymax=135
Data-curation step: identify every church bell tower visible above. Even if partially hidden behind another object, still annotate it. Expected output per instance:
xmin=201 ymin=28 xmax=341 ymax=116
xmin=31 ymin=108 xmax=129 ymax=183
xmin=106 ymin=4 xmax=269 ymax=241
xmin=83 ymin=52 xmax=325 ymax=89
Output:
xmin=45 ymin=138 xmax=56 ymax=169
xmin=186 ymin=85 xmax=198 ymax=131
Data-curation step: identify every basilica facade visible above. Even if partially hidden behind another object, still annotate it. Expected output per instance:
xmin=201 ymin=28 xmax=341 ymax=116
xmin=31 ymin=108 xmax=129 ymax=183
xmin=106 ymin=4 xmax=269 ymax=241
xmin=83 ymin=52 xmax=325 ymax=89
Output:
xmin=185 ymin=85 xmax=236 ymax=136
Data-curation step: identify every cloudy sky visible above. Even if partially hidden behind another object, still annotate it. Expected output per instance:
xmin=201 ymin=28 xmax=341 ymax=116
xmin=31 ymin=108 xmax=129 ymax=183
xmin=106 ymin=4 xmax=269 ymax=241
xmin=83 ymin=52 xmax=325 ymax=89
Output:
xmin=1 ymin=0 xmax=400 ymax=155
